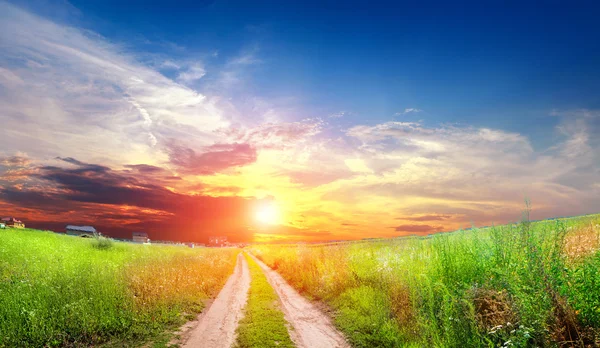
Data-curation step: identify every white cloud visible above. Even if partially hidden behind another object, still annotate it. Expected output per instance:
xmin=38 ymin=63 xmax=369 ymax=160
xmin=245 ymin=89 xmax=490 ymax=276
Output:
xmin=329 ymin=111 xmax=347 ymax=119
xmin=0 ymin=1 xmax=229 ymax=166
xmin=394 ymin=108 xmax=422 ymax=116
xmin=161 ymin=60 xmax=181 ymax=69
xmin=177 ymin=64 xmax=206 ymax=83
xmin=324 ymin=115 xmax=600 ymax=226
xmin=344 ymin=159 xmax=372 ymax=173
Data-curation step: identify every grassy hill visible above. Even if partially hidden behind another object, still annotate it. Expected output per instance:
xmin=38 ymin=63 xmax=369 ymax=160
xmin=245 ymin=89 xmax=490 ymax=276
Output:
xmin=0 ymin=229 xmax=238 ymax=347
xmin=250 ymin=213 xmax=600 ymax=347
xmin=2 ymin=211 xmax=599 ymax=347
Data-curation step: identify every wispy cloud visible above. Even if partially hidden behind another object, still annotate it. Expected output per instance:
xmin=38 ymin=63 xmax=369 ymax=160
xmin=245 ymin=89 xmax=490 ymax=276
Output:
xmin=176 ymin=63 xmax=206 ymax=83
xmin=167 ymin=142 xmax=257 ymax=175
xmin=394 ymin=108 xmax=422 ymax=116
xmin=393 ymin=224 xmax=444 ymax=233
xmin=0 ymin=1 xmax=228 ymax=167
xmin=1 ymin=0 xmax=599 ymax=242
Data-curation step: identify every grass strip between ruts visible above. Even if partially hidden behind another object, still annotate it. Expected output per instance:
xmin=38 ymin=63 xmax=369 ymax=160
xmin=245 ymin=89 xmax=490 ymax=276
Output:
xmin=234 ymin=252 xmax=294 ymax=348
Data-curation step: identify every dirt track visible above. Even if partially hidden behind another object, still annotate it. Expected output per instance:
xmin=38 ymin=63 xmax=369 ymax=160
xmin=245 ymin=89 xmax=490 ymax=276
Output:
xmin=248 ymin=253 xmax=350 ymax=348
xmin=182 ymin=253 xmax=251 ymax=348
xmin=179 ymin=252 xmax=349 ymax=348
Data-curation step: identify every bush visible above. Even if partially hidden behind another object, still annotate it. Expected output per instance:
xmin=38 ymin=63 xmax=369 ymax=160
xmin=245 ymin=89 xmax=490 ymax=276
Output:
xmin=91 ymin=236 xmax=114 ymax=250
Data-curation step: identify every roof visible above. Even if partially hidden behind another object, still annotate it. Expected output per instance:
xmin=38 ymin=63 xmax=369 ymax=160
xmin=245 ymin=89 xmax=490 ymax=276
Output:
xmin=132 ymin=232 xmax=148 ymax=237
xmin=1 ymin=217 xmax=22 ymax=223
xmin=66 ymin=225 xmax=97 ymax=233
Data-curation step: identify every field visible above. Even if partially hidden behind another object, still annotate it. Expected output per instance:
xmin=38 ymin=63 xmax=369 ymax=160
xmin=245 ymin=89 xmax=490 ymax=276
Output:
xmin=2 ymin=212 xmax=600 ymax=348
xmin=250 ymin=212 xmax=600 ymax=347
xmin=0 ymin=229 xmax=238 ymax=347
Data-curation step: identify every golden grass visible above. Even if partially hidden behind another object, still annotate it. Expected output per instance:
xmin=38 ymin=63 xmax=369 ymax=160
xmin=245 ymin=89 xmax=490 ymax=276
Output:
xmin=564 ymin=221 xmax=600 ymax=260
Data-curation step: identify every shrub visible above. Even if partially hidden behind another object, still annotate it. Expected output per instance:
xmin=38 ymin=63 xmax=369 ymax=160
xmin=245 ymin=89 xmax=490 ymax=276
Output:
xmin=91 ymin=235 xmax=114 ymax=250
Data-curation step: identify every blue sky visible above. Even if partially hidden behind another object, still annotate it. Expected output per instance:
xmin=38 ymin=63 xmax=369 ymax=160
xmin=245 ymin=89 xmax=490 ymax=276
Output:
xmin=1 ymin=0 xmax=599 ymax=242
xmin=18 ymin=0 xmax=600 ymax=135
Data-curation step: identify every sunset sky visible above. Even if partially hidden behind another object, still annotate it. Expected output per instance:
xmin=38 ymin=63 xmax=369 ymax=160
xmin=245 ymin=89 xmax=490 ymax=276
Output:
xmin=1 ymin=0 xmax=599 ymax=243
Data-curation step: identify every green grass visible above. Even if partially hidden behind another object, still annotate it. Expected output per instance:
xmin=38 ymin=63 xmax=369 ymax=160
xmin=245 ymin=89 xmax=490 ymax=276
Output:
xmin=234 ymin=253 xmax=294 ymax=348
xmin=0 ymin=229 xmax=238 ymax=347
xmin=250 ymin=212 xmax=600 ymax=347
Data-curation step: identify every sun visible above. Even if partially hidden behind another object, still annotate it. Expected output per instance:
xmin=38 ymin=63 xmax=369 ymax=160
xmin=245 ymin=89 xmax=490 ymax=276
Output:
xmin=255 ymin=202 xmax=281 ymax=225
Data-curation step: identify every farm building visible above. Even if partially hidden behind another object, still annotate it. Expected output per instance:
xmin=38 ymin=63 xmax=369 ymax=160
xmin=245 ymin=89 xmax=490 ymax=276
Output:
xmin=66 ymin=225 xmax=98 ymax=237
xmin=209 ymin=236 xmax=227 ymax=247
xmin=1 ymin=217 xmax=25 ymax=228
xmin=132 ymin=232 xmax=150 ymax=243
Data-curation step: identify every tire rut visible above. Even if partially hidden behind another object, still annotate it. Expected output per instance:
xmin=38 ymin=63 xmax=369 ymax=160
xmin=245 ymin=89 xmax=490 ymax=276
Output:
xmin=182 ymin=252 xmax=251 ymax=348
xmin=247 ymin=252 xmax=350 ymax=348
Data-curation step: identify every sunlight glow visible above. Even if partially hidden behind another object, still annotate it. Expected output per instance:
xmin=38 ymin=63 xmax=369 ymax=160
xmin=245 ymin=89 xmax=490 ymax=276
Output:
xmin=255 ymin=202 xmax=281 ymax=225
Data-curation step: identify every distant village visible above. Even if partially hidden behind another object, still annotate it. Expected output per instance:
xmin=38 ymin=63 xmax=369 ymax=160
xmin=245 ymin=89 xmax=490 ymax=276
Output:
xmin=0 ymin=216 xmax=239 ymax=248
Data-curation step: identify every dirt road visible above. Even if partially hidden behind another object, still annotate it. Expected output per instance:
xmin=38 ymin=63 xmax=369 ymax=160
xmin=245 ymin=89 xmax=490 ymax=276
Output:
xmin=182 ymin=252 xmax=251 ymax=348
xmin=248 ymin=253 xmax=350 ymax=348
xmin=179 ymin=252 xmax=349 ymax=348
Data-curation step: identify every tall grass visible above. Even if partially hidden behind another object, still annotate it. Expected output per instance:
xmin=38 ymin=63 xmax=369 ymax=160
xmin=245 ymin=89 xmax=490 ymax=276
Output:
xmin=0 ymin=229 xmax=238 ymax=347
xmin=250 ymin=212 xmax=600 ymax=347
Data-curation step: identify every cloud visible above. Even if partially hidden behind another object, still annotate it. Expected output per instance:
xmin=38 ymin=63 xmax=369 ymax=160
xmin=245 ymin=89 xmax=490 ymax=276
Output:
xmin=0 ymin=153 xmax=36 ymax=182
xmin=312 ymin=113 xmax=600 ymax=237
xmin=0 ymin=154 xmax=30 ymax=167
xmin=1 ymin=1 xmax=599 ymax=243
xmin=177 ymin=64 xmax=206 ymax=83
xmin=124 ymin=164 xmax=172 ymax=175
xmin=167 ymin=142 xmax=257 ymax=175
xmin=161 ymin=60 xmax=181 ymax=69
xmin=329 ymin=111 xmax=347 ymax=119
xmin=0 ymin=157 xmax=256 ymax=242
xmin=223 ymin=119 xmax=324 ymax=150
xmin=394 ymin=108 xmax=423 ymax=116
xmin=392 ymin=224 xmax=444 ymax=233
xmin=0 ymin=1 xmax=229 ymax=166
xmin=344 ymin=159 xmax=372 ymax=173
xmin=396 ymin=214 xmax=454 ymax=222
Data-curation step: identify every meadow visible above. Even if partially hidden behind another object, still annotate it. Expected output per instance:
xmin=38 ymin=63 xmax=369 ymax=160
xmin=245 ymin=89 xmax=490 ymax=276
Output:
xmin=250 ymin=211 xmax=600 ymax=347
xmin=0 ymin=229 xmax=238 ymax=347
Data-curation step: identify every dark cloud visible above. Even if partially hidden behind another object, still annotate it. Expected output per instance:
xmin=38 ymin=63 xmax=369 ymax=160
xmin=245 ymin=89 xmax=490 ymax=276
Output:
xmin=167 ymin=142 xmax=257 ymax=174
xmin=54 ymin=156 xmax=111 ymax=173
xmin=0 ymin=187 xmax=74 ymax=213
xmin=124 ymin=164 xmax=167 ymax=174
xmin=0 ymin=158 xmax=257 ymax=242
xmin=392 ymin=224 xmax=444 ymax=233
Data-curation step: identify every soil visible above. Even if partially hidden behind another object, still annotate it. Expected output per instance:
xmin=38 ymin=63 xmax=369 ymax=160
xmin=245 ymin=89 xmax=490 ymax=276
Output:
xmin=179 ymin=253 xmax=251 ymax=348
xmin=248 ymin=253 xmax=350 ymax=348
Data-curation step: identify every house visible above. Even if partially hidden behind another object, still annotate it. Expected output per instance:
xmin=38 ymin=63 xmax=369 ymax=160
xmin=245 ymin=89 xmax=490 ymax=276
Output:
xmin=66 ymin=225 xmax=97 ymax=237
xmin=132 ymin=232 xmax=149 ymax=243
xmin=208 ymin=236 xmax=227 ymax=247
xmin=1 ymin=217 xmax=25 ymax=228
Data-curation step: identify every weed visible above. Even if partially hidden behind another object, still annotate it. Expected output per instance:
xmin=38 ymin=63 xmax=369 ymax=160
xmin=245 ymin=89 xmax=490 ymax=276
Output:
xmin=0 ymin=229 xmax=238 ymax=347
xmin=251 ymin=211 xmax=600 ymax=347
xmin=91 ymin=235 xmax=114 ymax=250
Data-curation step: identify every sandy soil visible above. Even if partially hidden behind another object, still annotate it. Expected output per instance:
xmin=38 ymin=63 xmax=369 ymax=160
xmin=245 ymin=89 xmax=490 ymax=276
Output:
xmin=248 ymin=253 xmax=351 ymax=348
xmin=180 ymin=252 xmax=251 ymax=348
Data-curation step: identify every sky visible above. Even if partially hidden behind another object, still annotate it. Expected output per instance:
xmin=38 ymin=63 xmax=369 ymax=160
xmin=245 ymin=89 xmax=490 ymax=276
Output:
xmin=1 ymin=0 xmax=599 ymax=243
